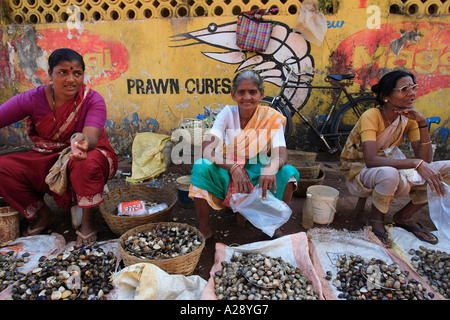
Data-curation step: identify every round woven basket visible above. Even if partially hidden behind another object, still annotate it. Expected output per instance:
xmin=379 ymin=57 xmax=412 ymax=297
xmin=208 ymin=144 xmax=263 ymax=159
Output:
xmin=99 ymin=185 xmax=177 ymax=235
xmin=294 ymin=170 xmax=325 ymax=197
xmin=287 ymin=149 xmax=317 ymax=163
xmin=294 ymin=161 xmax=321 ymax=179
xmin=118 ymin=222 xmax=205 ymax=275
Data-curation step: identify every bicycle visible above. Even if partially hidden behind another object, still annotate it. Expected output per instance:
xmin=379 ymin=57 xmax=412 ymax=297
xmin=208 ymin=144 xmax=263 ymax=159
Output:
xmin=260 ymin=56 xmax=379 ymax=153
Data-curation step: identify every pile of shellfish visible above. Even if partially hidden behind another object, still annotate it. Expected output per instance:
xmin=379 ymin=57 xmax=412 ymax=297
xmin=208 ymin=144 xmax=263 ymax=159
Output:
xmin=123 ymin=225 xmax=202 ymax=260
xmin=330 ymin=254 xmax=433 ymax=300
xmin=10 ymin=244 xmax=116 ymax=300
xmin=408 ymin=246 xmax=449 ymax=299
xmin=214 ymin=252 xmax=319 ymax=300
xmin=0 ymin=251 xmax=29 ymax=292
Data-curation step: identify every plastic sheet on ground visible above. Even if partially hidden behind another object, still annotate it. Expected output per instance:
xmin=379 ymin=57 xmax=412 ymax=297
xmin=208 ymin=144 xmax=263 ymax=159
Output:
xmin=0 ymin=233 xmax=66 ymax=273
xmin=112 ymin=263 xmax=207 ymax=300
xmin=0 ymin=233 xmax=66 ymax=300
xmin=308 ymin=227 xmax=441 ymax=300
xmin=201 ymin=232 xmax=335 ymax=300
xmin=388 ymin=225 xmax=449 ymax=299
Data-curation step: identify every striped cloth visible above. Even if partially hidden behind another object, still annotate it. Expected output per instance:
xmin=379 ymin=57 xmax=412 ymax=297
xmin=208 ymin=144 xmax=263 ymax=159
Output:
xmin=236 ymin=13 xmax=273 ymax=52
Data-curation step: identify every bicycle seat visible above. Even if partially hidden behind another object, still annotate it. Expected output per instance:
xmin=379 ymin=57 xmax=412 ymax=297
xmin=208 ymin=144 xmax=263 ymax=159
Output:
xmin=327 ymin=74 xmax=355 ymax=81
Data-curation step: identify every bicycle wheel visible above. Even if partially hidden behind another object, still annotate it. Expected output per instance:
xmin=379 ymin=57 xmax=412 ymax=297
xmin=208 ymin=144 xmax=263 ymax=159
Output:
xmin=331 ymin=95 xmax=379 ymax=151
xmin=260 ymin=96 xmax=293 ymax=143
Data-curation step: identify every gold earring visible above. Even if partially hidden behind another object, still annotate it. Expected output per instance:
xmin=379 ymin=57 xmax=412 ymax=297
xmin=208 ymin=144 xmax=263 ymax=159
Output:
xmin=384 ymin=99 xmax=388 ymax=102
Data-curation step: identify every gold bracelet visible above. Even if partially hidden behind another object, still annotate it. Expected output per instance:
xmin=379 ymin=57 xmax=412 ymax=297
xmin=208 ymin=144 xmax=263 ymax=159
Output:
xmin=415 ymin=159 xmax=424 ymax=170
xmin=420 ymin=140 xmax=432 ymax=145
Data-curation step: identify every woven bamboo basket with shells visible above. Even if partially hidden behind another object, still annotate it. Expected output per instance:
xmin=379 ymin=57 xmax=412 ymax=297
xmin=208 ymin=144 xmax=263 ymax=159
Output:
xmin=118 ymin=222 xmax=205 ymax=275
xmin=99 ymin=185 xmax=176 ymax=235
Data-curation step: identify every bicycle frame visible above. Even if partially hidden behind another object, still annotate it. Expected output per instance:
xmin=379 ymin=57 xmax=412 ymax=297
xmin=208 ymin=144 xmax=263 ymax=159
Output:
xmin=269 ymin=68 xmax=363 ymax=152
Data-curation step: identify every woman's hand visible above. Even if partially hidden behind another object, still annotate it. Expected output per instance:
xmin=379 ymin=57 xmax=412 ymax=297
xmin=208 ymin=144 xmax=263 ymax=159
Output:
xmin=70 ymin=133 xmax=88 ymax=161
xmin=259 ymin=161 xmax=279 ymax=200
xmin=230 ymin=166 xmax=253 ymax=194
xmin=394 ymin=106 xmax=426 ymax=124
xmin=416 ymin=161 xmax=446 ymax=196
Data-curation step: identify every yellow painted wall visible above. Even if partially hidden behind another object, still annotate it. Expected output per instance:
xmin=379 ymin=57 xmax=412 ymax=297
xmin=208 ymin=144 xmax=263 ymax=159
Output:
xmin=0 ymin=0 xmax=449 ymax=156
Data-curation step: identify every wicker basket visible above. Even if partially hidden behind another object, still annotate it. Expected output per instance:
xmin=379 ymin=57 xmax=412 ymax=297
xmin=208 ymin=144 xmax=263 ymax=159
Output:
xmin=294 ymin=161 xmax=321 ymax=179
xmin=294 ymin=170 xmax=325 ymax=197
xmin=287 ymin=149 xmax=317 ymax=163
xmin=118 ymin=222 xmax=205 ymax=275
xmin=99 ymin=185 xmax=177 ymax=235
xmin=178 ymin=118 xmax=214 ymax=147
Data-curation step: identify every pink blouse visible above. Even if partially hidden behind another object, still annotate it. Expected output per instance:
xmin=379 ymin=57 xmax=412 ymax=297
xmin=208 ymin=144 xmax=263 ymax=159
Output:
xmin=0 ymin=86 xmax=107 ymax=132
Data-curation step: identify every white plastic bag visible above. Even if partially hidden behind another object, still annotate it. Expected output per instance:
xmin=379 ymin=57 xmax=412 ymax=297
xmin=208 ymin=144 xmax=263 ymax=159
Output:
xmin=230 ymin=186 xmax=292 ymax=237
xmin=427 ymin=182 xmax=450 ymax=241
xmin=293 ymin=0 xmax=328 ymax=46
xmin=384 ymin=146 xmax=425 ymax=185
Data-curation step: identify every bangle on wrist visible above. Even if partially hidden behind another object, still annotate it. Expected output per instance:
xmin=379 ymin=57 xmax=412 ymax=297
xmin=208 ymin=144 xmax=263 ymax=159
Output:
xmin=230 ymin=163 xmax=239 ymax=175
xmin=70 ymin=132 xmax=89 ymax=145
xmin=70 ymin=132 xmax=79 ymax=140
xmin=418 ymin=125 xmax=428 ymax=129
xmin=415 ymin=159 xmax=424 ymax=170
xmin=271 ymin=157 xmax=285 ymax=169
xmin=420 ymin=140 xmax=432 ymax=145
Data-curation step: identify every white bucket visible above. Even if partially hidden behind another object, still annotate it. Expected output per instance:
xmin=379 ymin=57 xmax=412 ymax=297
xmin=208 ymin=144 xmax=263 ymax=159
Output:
xmin=307 ymin=185 xmax=339 ymax=225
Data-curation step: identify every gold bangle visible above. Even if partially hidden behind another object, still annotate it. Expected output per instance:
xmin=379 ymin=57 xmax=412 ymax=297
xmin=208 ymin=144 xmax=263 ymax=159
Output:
xmin=420 ymin=140 xmax=432 ymax=145
xmin=415 ymin=159 xmax=424 ymax=170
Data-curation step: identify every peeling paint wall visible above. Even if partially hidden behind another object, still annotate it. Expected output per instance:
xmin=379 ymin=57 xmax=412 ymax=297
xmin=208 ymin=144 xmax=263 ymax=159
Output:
xmin=0 ymin=0 xmax=449 ymax=157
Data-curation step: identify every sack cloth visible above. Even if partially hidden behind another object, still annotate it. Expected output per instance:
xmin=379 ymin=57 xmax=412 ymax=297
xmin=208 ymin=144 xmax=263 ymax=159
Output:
xmin=236 ymin=9 xmax=273 ymax=52
xmin=293 ymin=0 xmax=327 ymax=47
xmin=45 ymin=146 xmax=72 ymax=196
xmin=201 ymin=233 xmax=333 ymax=300
xmin=126 ymin=132 xmax=171 ymax=183
xmin=113 ymin=263 xmax=207 ymax=300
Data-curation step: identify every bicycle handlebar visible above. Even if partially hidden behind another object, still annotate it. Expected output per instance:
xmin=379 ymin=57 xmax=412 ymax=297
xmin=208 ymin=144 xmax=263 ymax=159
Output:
xmin=282 ymin=61 xmax=314 ymax=78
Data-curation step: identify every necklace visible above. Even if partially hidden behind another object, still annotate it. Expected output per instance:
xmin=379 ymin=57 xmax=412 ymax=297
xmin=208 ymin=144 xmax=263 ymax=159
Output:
xmin=51 ymin=85 xmax=78 ymax=141
xmin=380 ymin=106 xmax=396 ymax=128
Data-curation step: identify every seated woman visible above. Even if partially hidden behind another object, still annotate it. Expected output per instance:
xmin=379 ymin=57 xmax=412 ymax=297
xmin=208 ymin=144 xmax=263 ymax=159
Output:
xmin=189 ymin=70 xmax=299 ymax=239
xmin=0 ymin=48 xmax=118 ymax=247
xmin=340 ymin=70 xmax=449 ymax=246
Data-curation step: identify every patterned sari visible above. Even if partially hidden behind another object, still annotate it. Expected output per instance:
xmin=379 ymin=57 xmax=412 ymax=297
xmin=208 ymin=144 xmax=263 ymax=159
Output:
xmin=0 ymin=85 xmax=117 ymax=218
xmin=189 ymin=105 xmax=299 ymax=209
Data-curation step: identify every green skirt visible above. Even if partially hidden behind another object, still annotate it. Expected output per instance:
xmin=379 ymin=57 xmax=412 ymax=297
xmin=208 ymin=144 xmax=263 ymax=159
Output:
xmin=190 ymin=156 xmax=299 ymax=201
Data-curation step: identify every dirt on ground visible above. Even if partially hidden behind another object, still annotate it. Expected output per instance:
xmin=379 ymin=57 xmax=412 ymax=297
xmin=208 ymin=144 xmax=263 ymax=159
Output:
xmin=5 ymin=149 xmax=436 ymax=281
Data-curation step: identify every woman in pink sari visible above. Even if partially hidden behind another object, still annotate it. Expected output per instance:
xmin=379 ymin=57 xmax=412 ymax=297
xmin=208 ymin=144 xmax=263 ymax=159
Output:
xmin=0 ymin=48 xmax=117 ymax=247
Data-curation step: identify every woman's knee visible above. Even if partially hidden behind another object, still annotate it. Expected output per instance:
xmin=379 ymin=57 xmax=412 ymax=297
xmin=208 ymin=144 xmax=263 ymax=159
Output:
xmin=373 ymin=166 xmax=401 ymax=185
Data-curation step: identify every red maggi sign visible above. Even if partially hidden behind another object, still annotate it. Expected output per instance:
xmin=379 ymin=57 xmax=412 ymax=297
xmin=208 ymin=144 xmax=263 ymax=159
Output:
xmin=331 ymin=21 xmax=449 ymax=97
xmin=13 ymin=28 xmax=129 ymax=87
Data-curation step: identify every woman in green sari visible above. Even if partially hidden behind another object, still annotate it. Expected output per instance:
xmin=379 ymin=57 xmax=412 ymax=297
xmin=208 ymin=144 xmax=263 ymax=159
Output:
xmin=189 ymin=70 xmax=299 ymax=239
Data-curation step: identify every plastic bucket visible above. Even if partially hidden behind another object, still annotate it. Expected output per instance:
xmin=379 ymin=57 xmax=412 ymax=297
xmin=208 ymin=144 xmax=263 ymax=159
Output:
xmin=306 ymin=185 xmax=339 ymax=225
xmin=0 ymin=206 xmax=20 ymax=246
xmin=176 ymin=175 xmax=194 ymax=208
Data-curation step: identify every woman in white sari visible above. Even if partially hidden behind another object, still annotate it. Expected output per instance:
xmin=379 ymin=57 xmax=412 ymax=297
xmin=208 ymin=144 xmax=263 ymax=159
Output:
xmin=340 ymin=70 xmax=449 ymax=246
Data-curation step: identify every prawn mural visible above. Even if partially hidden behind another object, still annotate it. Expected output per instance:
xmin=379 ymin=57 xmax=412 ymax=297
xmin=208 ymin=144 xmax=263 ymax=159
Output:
xmin=170 ymin=20 xmax=315 ymax=110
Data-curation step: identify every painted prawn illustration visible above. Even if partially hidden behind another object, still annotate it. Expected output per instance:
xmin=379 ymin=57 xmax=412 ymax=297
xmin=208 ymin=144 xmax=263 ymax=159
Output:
xmin=170 ymin=20 xmax=315 ymax=108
